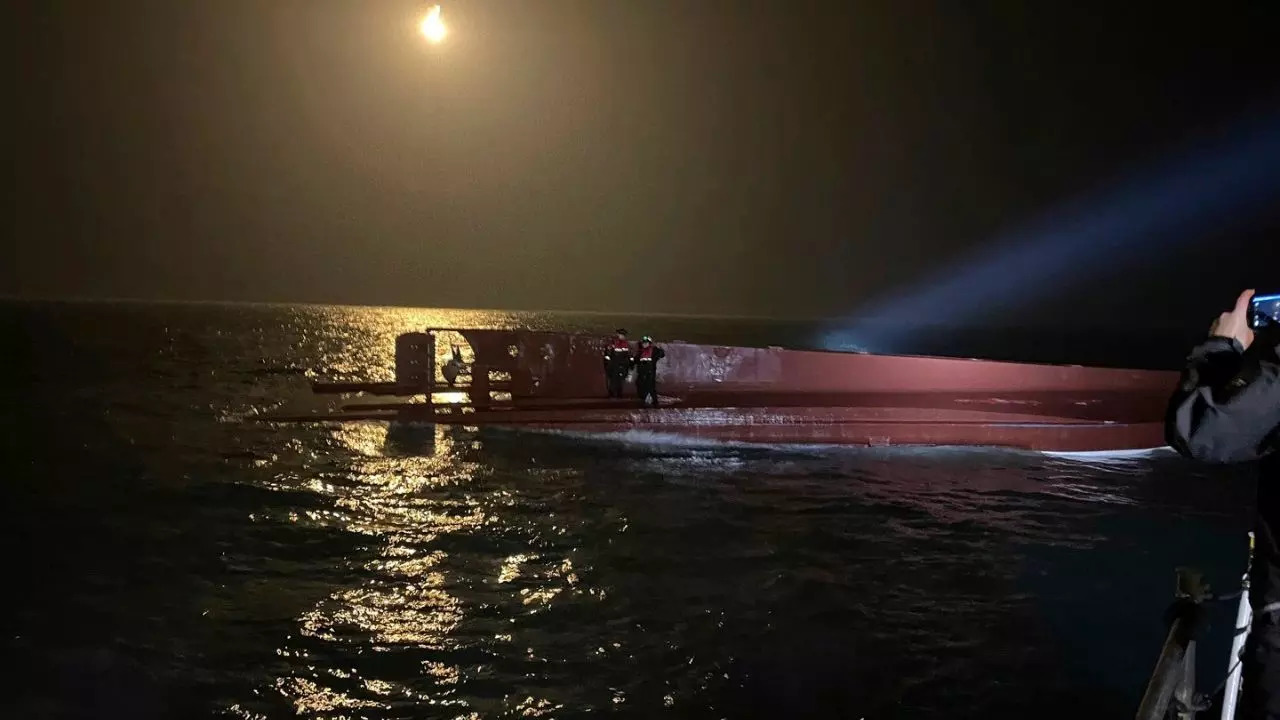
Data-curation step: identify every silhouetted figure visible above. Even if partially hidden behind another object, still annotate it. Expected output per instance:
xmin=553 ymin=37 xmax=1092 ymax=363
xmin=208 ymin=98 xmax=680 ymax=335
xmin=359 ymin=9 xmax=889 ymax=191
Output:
xmin=1167 ymin=289 xmax=1280 ymax=720
xmin=602 ymin=328 xmax=632 ymax=398
xmin=633 ymin=335 xmax=665 ymax=407
xmin=442 ymin=345 xmax=465 ymax=386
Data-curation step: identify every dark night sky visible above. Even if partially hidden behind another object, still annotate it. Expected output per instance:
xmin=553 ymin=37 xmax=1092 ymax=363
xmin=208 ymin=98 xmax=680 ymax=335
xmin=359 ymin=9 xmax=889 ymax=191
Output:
xmin=8 ymin=1 xmax=1280 ymax=325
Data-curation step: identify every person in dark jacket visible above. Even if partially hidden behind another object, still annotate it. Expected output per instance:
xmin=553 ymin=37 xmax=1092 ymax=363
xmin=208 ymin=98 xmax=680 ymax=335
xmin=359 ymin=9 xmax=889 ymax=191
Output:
xmin=633 ymin=336 xmax=666 ymax=407
xmin=1166 ymin=289 xmax=1280 ymax=720
xmin=602 ymin=328 xmax=632 ymax=398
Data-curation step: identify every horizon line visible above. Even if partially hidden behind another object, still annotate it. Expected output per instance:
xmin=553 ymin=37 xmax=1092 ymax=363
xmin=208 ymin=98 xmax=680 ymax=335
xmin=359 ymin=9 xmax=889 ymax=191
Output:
xmin=0 ymin=292 xmax=829 ymax=323
xmin=0 ymin=292 xmax=1202 ymax=332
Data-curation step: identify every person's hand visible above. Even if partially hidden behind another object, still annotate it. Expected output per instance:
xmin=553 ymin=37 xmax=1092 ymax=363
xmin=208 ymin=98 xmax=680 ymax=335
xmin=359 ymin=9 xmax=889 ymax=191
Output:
xmin=1209 ymin=289 xmax=1255 ymax=351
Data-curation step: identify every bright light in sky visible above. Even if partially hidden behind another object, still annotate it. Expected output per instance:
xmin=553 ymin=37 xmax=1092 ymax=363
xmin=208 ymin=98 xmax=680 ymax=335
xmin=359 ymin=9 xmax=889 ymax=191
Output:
xmin=420 ymin=5 xmax=447 ymax=44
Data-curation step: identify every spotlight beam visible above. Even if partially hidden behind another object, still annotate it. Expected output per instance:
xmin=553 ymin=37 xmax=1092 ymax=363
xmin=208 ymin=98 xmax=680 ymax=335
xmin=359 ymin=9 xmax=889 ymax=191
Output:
xmin=823 ymin=110 xmax=1280 ymax=351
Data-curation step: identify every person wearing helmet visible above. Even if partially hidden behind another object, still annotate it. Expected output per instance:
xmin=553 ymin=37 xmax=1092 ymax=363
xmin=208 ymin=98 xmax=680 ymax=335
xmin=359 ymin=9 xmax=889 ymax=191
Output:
xmin=602 ymin=328 xmax=632 ymax=398
xmin=633 ymin=335 xmax=666 ymax=407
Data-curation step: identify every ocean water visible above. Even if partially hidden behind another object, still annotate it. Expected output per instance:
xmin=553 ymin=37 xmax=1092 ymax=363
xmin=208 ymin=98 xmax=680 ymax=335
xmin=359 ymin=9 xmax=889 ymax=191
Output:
xmin=2 ymin=300 xmax=1260 ymax=719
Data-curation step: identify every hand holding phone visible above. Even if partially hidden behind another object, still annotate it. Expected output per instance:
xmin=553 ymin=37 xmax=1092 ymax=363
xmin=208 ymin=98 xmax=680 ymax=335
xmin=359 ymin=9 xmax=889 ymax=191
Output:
xmin=1249 ymin=293 xmax=1280 ymax=330
xmin=1210 ymin=289 xmax=1258 ymax=350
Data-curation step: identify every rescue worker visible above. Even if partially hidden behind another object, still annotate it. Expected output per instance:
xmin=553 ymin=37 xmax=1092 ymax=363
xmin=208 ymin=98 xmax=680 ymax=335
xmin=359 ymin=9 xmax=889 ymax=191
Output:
xmin=1166 ymin=289 xmax=1280 ymax=720
xmin=633 ymin=335 xmax=666 ymax=407
xmin=602 ymin=328 xmax=632 ymax=398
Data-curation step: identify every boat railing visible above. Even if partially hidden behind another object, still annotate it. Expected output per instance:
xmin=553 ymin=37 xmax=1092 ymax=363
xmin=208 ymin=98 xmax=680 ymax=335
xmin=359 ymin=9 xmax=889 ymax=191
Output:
xmin=1135 ymin=535 xmax=1253 ymax=720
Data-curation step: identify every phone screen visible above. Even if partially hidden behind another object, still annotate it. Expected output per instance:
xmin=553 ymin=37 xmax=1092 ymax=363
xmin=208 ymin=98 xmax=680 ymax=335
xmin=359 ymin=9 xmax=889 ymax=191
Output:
xmin=1250 ymin=293 xmax=1280 ymax=330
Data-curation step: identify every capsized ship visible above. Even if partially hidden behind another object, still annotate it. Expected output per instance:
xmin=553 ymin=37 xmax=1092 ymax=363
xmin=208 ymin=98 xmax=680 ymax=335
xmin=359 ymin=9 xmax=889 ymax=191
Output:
xmin=258 ymin=328 xmax=1180 ymax=452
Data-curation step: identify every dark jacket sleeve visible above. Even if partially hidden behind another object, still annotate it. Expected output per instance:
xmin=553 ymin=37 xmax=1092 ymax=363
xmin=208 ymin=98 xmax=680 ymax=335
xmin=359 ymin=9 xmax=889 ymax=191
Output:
xmin=632 ymin=347 xmax=665 ymax=364
xmin=1166 ymin=336 xmax=1280 ymax=464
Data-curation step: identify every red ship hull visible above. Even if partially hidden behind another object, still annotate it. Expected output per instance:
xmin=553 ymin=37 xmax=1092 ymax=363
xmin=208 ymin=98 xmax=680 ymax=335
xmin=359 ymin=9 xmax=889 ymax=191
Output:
xmin=260 ymin=328 xmax=1180 ymax=452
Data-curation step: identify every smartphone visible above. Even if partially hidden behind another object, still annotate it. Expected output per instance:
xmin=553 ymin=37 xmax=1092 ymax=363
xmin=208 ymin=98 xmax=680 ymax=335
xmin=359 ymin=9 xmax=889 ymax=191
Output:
xmin=1250 ymin=293 xmax=1280 ymax=330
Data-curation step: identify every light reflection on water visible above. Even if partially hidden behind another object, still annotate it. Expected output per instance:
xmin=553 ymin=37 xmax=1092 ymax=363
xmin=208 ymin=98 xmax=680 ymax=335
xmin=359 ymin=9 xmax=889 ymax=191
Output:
xmin=269 ymin=423 xmax=467 ymax=715
xmin=261 ymin=420 xmax=580 ymax=718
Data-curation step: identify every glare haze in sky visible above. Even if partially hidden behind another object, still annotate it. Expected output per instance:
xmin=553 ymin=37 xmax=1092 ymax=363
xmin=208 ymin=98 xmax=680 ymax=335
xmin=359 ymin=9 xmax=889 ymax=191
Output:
xmin=7 ymin=1 xmax=1280 ymax=325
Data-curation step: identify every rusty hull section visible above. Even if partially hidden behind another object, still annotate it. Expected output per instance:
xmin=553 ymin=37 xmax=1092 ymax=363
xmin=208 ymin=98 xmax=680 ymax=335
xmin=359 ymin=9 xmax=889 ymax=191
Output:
xmin=279 ymin=328 xmax=1181 ymax=451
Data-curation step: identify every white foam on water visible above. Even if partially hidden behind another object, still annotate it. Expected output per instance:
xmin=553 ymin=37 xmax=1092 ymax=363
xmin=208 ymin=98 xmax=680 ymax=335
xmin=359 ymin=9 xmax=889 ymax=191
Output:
xmin=1040 ymin=446 xmax=1174 ymax=462
xmin=499 ymin=427 xmax=1057 ymax=459
xmin=522 ymin=427 xmax=793 ymax=452
xmin=404 ymin=423 xmax=1179 ymax=462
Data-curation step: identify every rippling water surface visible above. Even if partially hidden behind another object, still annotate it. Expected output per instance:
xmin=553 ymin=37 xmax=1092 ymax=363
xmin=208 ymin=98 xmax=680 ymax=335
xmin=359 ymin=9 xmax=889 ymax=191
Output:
xmin=4 ymin=301 xmax=1261 ymax=719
